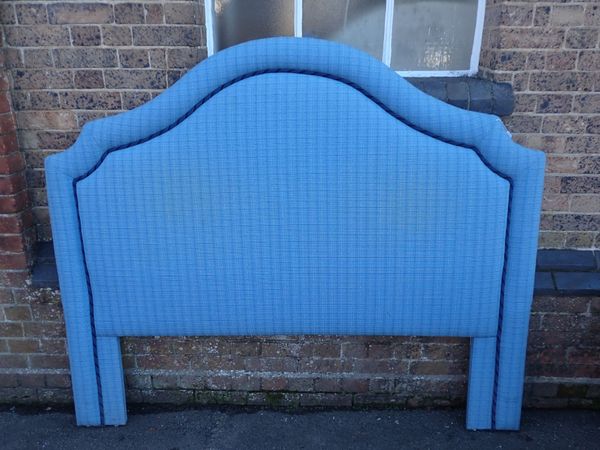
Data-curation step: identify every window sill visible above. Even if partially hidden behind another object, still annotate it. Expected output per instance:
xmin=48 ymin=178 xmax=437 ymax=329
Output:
xmin=32 ymin=243 xmax=599 ymax=297
xmin=406 ymin=77 xmax=514 ymax=117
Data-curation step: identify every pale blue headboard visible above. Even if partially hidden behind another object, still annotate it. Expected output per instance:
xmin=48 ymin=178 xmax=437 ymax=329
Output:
xmin=46 ymin=38 xmax=545 ymax=430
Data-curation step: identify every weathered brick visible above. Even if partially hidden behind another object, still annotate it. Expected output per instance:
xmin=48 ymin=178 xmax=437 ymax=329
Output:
xmin=299 ymin=392 xmax=352 ymax=407
xmin=143 ymin=4 xmax=164 ymax=24
xmin=534 ymin=296 xmax=590 ymax=314
xmin=121 ymin=91 xmax=152 ymax=109
xmin=3 ymin=304 xmax=31 ymax=321
xmin=12 ymin=70 xmax=73 ymax=90
xmin=0 ymin=373 xmax=18 ymax=388
xmin=166 ymin=47 xmax=207 ymax=69
xmin=485 ymin=51 xmax=527 ymax=71
xmin=585 ymin=5 xmax=600 ymax=27
xmin=570 ymin=195 xmax=600 ymax=213
xmin=119 ymin=49 xmax=150 ymax=68
xmin=53 ymin=48 xmax=117 ymax=69
xmin=76 ymin=111 xmax=106 ymax=127
xmin=20 ymin=131 xmax=77 ymax=150
xmin=545 ymin=51 xmax=577 ymax=71
xmin=0 ymin=217 xmax=26 ymax=236
xmin=491 ymin=28 xmax=565 ymax=49
xmin=0 ymin=354 xmax=28 ymax=369
xmin=533 ymin=5 xmax=550 ymax=27
xmin=15 ymin=111 xmax=77 ymax=130
xmin=299 ymin=342 xmax=340 ymax=358
xmin=0 ymin=322 xmax=23 ymax=337
xmin=536 ymin=94 xmax=573 ymax=114
xmin=579 ymin=51 xmax=600 ymax=72
xmin=29 ymin=91 xmax=60 ymax=110
xmin=15 ymin=4 xmax=48 ymax=25
xmin=578 ymin=156 xmax=600 ymax=175
xmin=148 ymin=49 xmax=167 ymax=69
xmin=104 ymin=69 xmax=166 ymax=89
xmin=115 ymin=3 xmax=145 ymax=24
xmin=550 ymin=5 xmax=585 ymax=27
xmin=38 ymin=338 xmax=66 ymax=355
xmin=0 ymin=152 xmax=25 ymax=175
xmin=3 ymin=49 xmax=24 ymax=70
xmin=530 ymin=72 xmax=594 ymax=92
xmin=4 ymin=26 xmax=70 ymax=47
xmin=543 ymin=192 xmax=569 ymax=211
xmin=513 ymin=93 xmax=538 ymax=112
xmin=525 ymin=51 xmax=545 ymax=70
xmin=48 ymin=3 xmax=114 ymax=25
xmin=0 ymin=114 xmax=16 ymax=135
xmin=59 ymin=91 xmax=122 ymax=110
xmin=71 ymin=25 xmax=102 ymax=46
xmin=101 ymin=25 xmax=133 ymax=46
xmin=565 ymin=232 xmax=596 ymax=249
xmin=0 ymin=234 xmax=27 ymax=253
xmin=132 ymin=26 xmax=202 ymax=46
xmin=45 ymin=374 xmax=71 ymax=389
xmin=573 ymin=94 xmax=600 ymax=114
xmin=504 ymin=115 xmax=542 ymax=133
xmin=0 ymin=3 xmax=16 ymax=25
xmin=565 ymin=136 xmax=600 ymax=154
xmin=28 ymin=354 xmax=69 ymax=369
xmin=73 ymin=70 xmax=104 ymax=89
xmin=167 ymin=70 xmax=184 ymax=87
xmin=544 ymin=213 xmax=600 ymax=232
xmin=565 ymin=29 xmax=599 ymax=49
xmin=8 ymin=338 xmax=39 ymax=353
xmin=512 ymin=72 xmax=529 ymax=91
xmin=165 ymin=2 xmax=199 ymax=25
xmin=22 ymin=49 xmax=53 ymax=69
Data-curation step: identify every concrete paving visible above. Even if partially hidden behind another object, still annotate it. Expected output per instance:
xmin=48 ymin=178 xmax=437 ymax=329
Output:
xmin=1 ymin=406 xmax=599 ymax=449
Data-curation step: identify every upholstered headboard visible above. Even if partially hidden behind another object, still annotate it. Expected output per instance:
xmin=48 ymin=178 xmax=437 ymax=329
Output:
xmin=46 ymin=38 xmax=545 ymax=430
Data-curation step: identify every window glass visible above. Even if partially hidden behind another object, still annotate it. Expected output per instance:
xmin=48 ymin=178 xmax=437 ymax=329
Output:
xmin=391 ymin=0 xmax=478 ymax=71
xmin=213 ymin=0 xmax=294 ymax=52
xmin=303 ymin=0 xmax=387 ymax=60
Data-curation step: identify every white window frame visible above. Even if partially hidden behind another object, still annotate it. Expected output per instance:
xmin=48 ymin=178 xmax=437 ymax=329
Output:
xmin=204 ymin=0 xmax=486 ymax=77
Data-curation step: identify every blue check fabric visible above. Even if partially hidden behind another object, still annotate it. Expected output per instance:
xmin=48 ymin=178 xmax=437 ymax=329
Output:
xmin=46 ymin=37 xmax=545 ymax=429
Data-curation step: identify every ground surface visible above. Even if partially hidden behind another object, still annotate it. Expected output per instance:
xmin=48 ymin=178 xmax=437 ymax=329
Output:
xmin=1 ymin=407 xmax=599 ymax=449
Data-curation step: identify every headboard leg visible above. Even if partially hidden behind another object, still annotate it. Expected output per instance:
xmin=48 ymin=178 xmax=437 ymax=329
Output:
xmin=466 ymin=337 xmax=495 ymax=430
xmin=96 ymin=337 xmax=128 ymax=426
xmin=68 ymin=332 xmax=127 ymax=426
xmin=467 ymin=330 xmax=528 ymax=431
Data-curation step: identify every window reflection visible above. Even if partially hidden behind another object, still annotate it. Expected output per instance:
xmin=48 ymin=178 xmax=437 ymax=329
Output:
xmin=214 ymin=0 xmax=294 ymax=52
xmin=391 ymin=0 xmax=478 ymax=71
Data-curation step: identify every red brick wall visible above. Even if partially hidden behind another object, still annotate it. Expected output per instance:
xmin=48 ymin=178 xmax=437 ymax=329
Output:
xmin=0 ymin=29 xmax=34 ymax=289
xmin=1 ymin=289 xmax=598 ymax=408
xmin=480 ymin=0 xmax=600 ymax=249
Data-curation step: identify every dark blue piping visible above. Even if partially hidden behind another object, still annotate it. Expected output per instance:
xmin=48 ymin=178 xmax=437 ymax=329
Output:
xmin=72 ymin=183 xmax=104 ymax=425
xmin=72 ymin=68 xmax=512 ymax=428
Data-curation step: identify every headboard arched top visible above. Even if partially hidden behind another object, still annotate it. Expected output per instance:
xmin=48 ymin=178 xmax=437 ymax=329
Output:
xmin=50 ymin=37 xmax=540 ymax=181
xmin=46 ymin=38 xmax=545 ymax=431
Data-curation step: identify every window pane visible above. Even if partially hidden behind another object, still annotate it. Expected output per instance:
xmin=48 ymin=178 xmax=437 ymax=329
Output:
xmin=303 ymin=0 xmax=386 ymax=60
xmin=391 ymin=0 xmax=478 ymax=71
xmin=213 ymin=0 xmax=294 ymax=52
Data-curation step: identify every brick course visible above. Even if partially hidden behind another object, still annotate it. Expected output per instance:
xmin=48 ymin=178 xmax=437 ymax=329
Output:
xmin=481 ymin=0 xmax=600 ymax=249
xmin=0 ymin=288 xmax=597 ymax=408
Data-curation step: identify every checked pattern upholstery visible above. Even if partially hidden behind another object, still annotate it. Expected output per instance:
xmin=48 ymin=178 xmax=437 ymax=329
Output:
xmin=46 ymin=37 xmax=545 ymax=429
